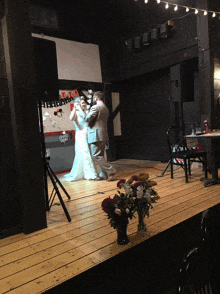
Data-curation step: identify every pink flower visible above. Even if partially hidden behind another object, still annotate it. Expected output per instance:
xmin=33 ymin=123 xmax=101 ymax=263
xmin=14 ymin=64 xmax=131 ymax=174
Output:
xmin=132 ymin=175 xmax=138 ymax=181
xmin=101 ymin=197 xmax=114 ymax=213
xmin=115 ymin=208 xmax=121 ymax=215
xmin=117 ymin=179 xmax=126 ymax=188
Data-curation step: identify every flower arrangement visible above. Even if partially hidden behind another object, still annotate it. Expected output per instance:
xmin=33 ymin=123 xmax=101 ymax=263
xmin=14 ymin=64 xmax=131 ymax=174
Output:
xmin=101 ymin=190 xmax=136 ymax=230
xmin=120 ymin=173 xmax=160 ymax=218
xmin=101 ymin=173 xmax=160 ymax=231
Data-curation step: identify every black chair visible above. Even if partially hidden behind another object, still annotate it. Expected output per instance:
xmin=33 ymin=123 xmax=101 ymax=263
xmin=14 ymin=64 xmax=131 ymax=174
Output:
xmin=177 ymin=206 xmax=220 ymax=294
xmin=167 ymin=126 xmax=207 ymax=182
xmin=177 ymin=247 xmax=212 ymax=294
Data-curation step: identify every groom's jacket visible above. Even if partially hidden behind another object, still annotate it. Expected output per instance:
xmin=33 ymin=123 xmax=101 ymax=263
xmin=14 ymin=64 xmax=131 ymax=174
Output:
xmin=85 ymin=102 xmax=109 ymax=144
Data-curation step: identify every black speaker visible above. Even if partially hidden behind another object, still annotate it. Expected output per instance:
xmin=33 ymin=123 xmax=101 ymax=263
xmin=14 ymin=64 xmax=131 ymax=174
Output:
xmin=170 ymin=60 xmax=197 ymax=102
xmin=32 ymin=37 xmax=59 ymax=102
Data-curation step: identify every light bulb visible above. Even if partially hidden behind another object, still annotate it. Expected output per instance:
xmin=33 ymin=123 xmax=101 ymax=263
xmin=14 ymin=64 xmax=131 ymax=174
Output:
xmin=144 ymin=0 xmax=148 ymax=3
xmin=157 ymin=0 xmax=160 ymax=3
xmin=174 ymin=5 xmax=178 ymax=11
xmin=186 ymin=7 xmax=189 ymax=12
xmin=212 ymin=12 xmax=216 ymax=17
xmin=195 ymin=9 xmax=198 ymax=14
xmin=204 ymin=10 xmax=207 ymax=15
xmin=165 ymin=3 xmax=169 ymax=9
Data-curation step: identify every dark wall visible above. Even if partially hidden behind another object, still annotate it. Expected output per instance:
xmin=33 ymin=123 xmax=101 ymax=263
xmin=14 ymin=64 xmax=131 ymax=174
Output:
xmin=101 ymin=9 xmax=200 ymax=161
xmin=0 ymin=24 xmax=23 ymax=237
xmin=100 ymin=13 xmax=198 ymax=83
xmin=115 ymin=68 xmax=171 ymax=161
xmin=0 ymin=0 xmax=47 ymax=239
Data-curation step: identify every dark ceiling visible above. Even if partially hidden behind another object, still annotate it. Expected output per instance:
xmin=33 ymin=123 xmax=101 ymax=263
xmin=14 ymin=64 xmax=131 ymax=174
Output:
xmin=29 ymin=0 xmax=198 ymax=45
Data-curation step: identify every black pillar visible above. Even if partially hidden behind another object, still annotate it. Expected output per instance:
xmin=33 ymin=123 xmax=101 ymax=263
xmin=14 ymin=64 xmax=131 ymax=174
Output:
xmin=1 ymin=0 xmax=47 ymax=235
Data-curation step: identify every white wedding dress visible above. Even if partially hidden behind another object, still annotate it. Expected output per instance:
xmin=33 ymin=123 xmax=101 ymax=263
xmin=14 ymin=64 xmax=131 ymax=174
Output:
xmin=61 ymin=109 xmax=97 ymax=181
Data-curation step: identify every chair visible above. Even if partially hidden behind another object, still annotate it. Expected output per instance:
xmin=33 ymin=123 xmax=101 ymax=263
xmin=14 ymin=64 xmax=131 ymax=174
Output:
xmin=177 ymin=206 xmax=220 ymax=294
xmin=167 ymin=126 xmax=207 ymax=182
xmin=177 ymin=247 xmax=212 ymax=294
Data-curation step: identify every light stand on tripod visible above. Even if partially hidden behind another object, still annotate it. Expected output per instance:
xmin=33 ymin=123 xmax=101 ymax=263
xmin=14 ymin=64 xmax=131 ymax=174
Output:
xmin=38 ymin=101 xmax=71 ymax=222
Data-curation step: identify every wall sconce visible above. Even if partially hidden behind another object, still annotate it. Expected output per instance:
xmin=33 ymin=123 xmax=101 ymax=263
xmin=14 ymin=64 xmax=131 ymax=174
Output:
xmin=142 ymin=32 xmax=150 ymax=45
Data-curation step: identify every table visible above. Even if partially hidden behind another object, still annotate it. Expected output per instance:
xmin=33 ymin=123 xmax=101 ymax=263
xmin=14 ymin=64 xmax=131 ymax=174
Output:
xmin=186 ymin=132 xmax=220 ymax=187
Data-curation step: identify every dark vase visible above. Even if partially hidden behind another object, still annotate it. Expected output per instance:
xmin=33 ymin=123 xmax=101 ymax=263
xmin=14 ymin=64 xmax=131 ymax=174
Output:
xmin=137 ymin=209 xmax=148 ymax=234
xmin=116 ymin=222 xmax=129 ymax=245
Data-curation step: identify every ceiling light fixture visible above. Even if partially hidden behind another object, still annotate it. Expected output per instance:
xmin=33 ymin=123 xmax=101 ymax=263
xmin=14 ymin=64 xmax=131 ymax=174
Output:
xmin=204 ymin=10 xmax=207 ymax=15
xmin=212 ymin=12 xmax=216 ymax=17
xmin=186 ymin=7 xmax=189 ymax=12
xmin=165 ymin=3 xmax=169 ymax=9
xmin=195 ymin=9 xmax=199 ymax=14
xmin=174 ymin=5 xmax=178 ymax=11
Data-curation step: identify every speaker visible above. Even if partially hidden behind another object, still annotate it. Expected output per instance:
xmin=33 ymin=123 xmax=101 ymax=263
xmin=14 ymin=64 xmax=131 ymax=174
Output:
xmin=32 ymin=37 xmax=59 ymax=102
xmin=170 ymin=60 xmax=197 ymax=102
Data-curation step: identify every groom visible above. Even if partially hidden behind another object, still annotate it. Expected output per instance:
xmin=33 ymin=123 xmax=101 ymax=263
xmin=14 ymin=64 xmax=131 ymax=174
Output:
xmin=85 ymin=91 xmax=117 ymax=181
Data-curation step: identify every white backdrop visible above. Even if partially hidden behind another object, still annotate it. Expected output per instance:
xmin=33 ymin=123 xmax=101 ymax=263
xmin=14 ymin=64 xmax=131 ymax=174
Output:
xmin=32 ymin=33 xmax=102 ymax=82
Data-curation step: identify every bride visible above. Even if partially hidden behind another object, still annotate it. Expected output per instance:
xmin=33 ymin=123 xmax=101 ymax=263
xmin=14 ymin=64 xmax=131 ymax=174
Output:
xmin=62 ymin=96 xmax=97 ymax=181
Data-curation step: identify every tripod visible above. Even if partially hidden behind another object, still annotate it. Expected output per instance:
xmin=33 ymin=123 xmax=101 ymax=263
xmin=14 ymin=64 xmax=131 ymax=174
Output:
xmin=45 ymin=159 xmax=71 ymax=222
xmin=38 ymin=101 xmax=71 ymax=222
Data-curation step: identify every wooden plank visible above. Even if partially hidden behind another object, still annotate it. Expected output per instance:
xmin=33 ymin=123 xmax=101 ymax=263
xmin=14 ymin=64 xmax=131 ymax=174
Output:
xmin=1 ymin=191 xmax=219 ymax=294
xmin=0 ymin=185 xmax=219 ymax=291
xmin=0 ymin=161 xmax=219 ymax=294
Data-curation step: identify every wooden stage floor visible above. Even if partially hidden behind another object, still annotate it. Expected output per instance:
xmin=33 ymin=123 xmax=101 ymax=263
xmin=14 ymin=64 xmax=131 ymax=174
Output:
xmin=1 ymin=159 xmax=220 ymax=294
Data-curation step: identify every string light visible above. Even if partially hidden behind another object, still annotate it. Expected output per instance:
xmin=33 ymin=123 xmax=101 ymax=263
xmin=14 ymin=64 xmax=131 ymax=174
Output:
xmin=138 ymin=1 xmax=220 ymax=19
